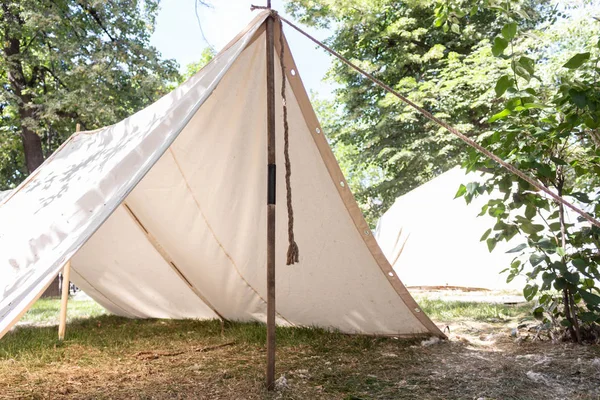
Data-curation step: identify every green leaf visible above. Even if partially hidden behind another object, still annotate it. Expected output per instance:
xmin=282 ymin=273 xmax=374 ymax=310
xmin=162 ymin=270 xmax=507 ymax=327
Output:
xmin=507 ymin=273 xmax=516 ymax=283
xmin=580 ymin=312 xmax=600 ymax=323
xmin=491 ymin=37 xmax=509 ymax=57
xmin=522 ymin=103 xmax=546 ymax=109
xmin=535 ymin=163 xmax=553 ymax=178
xmin=451 ymin=23 xmax=460 ymax=34
xmin=486 ymin=237 xmax=497 ymax=252
xmin=563 ymin=52 xmax=591 ymax=69
xmin=506 ymin=243 xmax=527 ymax=253
xmin=556 ymin=247 xmax=566 ymax=257
xmin=569 ymin=89 xmax=588 ymax=109
xmin=495 ymin=75 xmax=514 ymax=97
xmin=454 ymin=184 xmax=466 ymax=199
xmin=513 ymin=64 xmax=531 ymax=81
xmin=489 ymin=108 xmax=511 ymax=123
xmin=466 ymin=182 xmax=478 ymax=195
xmin=542 ymin=271 xmax=556 ymax=285
xmin=525 ymin=204 xmax=536 ymax=220
xmin=520 ymin=221 xmax=544 ymax=235
xmin=585 ymin=115 xmax=599 ymax=129
xmin=501 ymin=23 xmax=517 ymax=41
xmin=550 ymin=156 xmax=568 ymax=166
xmin=579 ymin=289 xmax=600 ymax=307
xmin=523 ymin=284 xmax=538 ymax=301
xmin=560 ymin=319 xmax=572 ymax=327
xmin=572 ymin=258 xmax=587 ymax=271
xmin=564 ymin=271 xmax=580 ymax=285
xmin=554 ymin=278 xmax=567 ymax=290
xmin=480 ymin=228 xmax=492 ymax=242
xmin=529 ymin=253 xmax=545 ymax=267
xmin=518 ymin=56 xmax=535 ymax=75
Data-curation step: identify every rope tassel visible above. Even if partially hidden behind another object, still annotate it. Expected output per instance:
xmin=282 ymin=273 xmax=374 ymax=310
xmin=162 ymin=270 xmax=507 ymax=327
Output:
xmin=279 ymin=19 xmax=300 ymax=265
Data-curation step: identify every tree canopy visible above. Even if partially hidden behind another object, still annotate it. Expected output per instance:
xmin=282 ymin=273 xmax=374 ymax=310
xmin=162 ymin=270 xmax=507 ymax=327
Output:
xmin=287 ymin=0 xmax=554 ymax=223
xmin=0 ymin=0 xmax=179 ymax=189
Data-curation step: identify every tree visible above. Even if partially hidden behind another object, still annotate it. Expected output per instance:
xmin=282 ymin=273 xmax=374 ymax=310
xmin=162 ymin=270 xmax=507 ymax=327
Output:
xmin=451 ymin=1 xmax=600 ymax=342
xmin=286 ymin=0 xmax=550 ymax=224
xmin=0 ymin=0 xmax=179 ymax=296
xmin=177 ymin=48 xmax=216 ymax=85
xmin=0 ymin=0 xmax=179 ymax=189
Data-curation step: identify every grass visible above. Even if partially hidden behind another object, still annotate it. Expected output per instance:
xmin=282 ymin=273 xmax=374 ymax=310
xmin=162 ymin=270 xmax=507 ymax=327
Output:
xmin=17 ymin=297 xmax=106 ymax=326
xmin=416 ymin=297 xmax=533 ymax=322
xmin=1 ymin=295 xmax=599 ymax=399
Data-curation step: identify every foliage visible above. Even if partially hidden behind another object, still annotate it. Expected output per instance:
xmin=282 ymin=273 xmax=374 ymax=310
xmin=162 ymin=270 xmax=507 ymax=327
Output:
xmin=286 ymin=0 xmax=551 ymax=224
xmin=0 ymin=0 xmax=180 ymax=189
xmin=177 ymin=47 xmax=216 ymax=85
xmin=452 ymin=1 xmax=600 ymax=342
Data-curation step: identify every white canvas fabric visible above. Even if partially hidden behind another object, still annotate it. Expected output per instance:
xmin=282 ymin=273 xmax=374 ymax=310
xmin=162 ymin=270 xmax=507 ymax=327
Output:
xmin=0 ymin=13 xmax=442 ymax=338
xmin=375 ymin=167 xmax=535 ymax=290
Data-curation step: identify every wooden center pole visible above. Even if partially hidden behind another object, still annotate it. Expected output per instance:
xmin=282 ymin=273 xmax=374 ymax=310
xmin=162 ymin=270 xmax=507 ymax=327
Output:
xmin=58 ymin=123 xmax=80 ymax=341
xmin=265 ymin=4 xmax=277 ymax=391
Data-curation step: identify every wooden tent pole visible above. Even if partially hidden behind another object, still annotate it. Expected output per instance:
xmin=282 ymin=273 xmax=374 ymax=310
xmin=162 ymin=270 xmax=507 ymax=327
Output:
xmin=57 ymin=260 xmax=71 ymax=340
xmin=58 ymin=123 xmax=80 ymax=341
xmin=265 ymin=1 xmax=277 ymax=391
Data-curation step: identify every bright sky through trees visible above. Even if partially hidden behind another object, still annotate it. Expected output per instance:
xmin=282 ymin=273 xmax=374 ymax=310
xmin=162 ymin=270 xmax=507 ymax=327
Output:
xmin=149 ymin=0 xmax=335 ymax=98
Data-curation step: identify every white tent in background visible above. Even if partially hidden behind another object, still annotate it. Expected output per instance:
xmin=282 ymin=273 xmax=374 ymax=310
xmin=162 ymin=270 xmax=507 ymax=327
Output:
xmin=0 ymin=12 xmax=443 ymax=339
xmin=375 ymin=167 xmax=530 ymax=291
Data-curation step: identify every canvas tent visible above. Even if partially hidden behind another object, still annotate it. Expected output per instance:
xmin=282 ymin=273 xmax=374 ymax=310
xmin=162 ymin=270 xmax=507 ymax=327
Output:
xmin=0 ymin=12 xmax=443 ymax=339
xmin=375 ymin=167 xmax=531 ymax=291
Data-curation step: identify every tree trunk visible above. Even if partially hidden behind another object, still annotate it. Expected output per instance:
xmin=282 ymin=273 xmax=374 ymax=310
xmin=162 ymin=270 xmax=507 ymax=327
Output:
xmin=557 ymin=168 xmax=581 ymax=343
xmin=3 ymin=4 xmax=60 ymax=297
xmin=18 ymin=95 xmax=46 ymax=174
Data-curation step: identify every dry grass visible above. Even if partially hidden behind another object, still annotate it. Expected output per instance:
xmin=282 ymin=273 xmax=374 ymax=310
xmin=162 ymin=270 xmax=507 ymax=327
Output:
xmin=1 ymin=295 xmax=599 ymax=399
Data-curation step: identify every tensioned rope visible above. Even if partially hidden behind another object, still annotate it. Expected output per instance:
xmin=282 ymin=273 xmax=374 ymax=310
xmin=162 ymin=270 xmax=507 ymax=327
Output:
xmin=279 ymin=16 xmax=600 ymax=230
xmin=279 ymin=18 xmax=300 ymax=265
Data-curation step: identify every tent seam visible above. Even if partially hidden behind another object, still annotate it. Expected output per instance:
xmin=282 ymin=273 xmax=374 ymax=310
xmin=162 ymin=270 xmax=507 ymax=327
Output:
xmin=166 ymin=148 xmax=294 ymax=326
xmin=121 ymin=202 xmax=226 ymax=321
xmin=70 ymin=268 xmax=141 ymax=318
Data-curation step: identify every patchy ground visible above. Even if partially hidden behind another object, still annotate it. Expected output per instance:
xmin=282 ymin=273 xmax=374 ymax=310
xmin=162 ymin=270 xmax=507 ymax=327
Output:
xmin=1 ymin=293 xmax=599 ymax=399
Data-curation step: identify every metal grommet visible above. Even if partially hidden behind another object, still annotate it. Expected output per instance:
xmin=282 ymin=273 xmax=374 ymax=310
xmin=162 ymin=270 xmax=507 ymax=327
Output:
xmin=340 ymin=181 xmax=345 ymax=187
xmin=315 ymin=127 xmax=321 ymax=134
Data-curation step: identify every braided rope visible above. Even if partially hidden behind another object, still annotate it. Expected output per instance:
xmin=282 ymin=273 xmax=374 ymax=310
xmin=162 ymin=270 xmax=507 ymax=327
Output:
xmin=278 ymin=18 xmax=300 ymax=265
xmin=280 ymin=16 xmax=600 ymax=230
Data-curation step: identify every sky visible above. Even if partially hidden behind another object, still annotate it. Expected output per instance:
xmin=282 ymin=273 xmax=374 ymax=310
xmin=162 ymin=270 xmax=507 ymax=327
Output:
xmin=149 ymin=0 xmax=335 ymax=98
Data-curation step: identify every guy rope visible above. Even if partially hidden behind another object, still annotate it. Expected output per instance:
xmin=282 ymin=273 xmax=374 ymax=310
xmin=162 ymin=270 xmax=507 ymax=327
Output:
xmin=277 ymin=15 xmax=600 ymax=230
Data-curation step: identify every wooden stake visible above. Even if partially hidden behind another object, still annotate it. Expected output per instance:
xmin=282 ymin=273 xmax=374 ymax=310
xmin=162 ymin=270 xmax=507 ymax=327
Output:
xmin=265 ymin=9 xmax=277 ymax=391
xmin=57 ymin=260 xmax=71 ymax=341
xmin=58 ymin=123 xmax=79 ymax=341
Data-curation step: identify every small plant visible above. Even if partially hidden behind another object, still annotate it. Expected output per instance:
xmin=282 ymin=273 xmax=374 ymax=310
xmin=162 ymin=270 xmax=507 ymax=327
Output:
xmin=448 ymin=0 xmax=600 ymax=342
